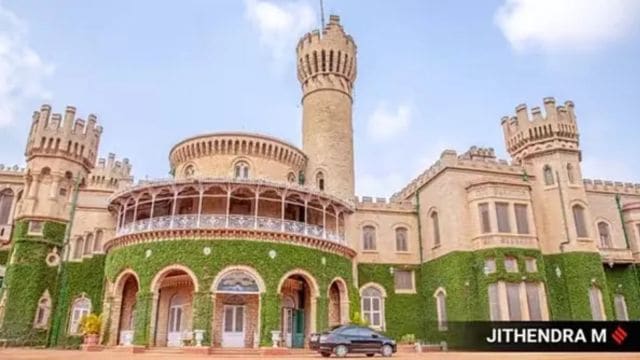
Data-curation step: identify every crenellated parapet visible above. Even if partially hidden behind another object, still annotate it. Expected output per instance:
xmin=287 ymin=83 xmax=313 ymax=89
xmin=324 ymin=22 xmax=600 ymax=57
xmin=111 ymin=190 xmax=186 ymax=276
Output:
xmin=88 ymin=153 xmax=134 ymax=190
xmin=296 ymin=15 xmax=357 ymax=99
xmin=501 ymin=97 xmax=579 ymax=162
xmin=0 ymin=164 xmax=26 ymax=173
xmin=583 ymin=179 xmax=640 ymax=195
xmin=391 ymin=146 xmax=523 ymax=201
xmin=355 ymin=196 xmax=415 ymax=212
xmin=25 ymin=104 xmax=103 ymax=170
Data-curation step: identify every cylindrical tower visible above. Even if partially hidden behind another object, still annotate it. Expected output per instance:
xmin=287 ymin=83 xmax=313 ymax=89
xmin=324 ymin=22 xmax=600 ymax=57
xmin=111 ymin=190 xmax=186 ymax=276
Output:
xmin=297 ymin=15 xmax=357 ymax=201
xmin=18 ymin=104 xmax=102 ymax=221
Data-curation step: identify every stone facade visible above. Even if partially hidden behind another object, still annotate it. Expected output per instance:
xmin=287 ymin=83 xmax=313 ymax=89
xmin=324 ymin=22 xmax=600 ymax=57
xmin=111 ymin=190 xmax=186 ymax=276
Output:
xmin=0 ymin=14 xmax=639 ymax=351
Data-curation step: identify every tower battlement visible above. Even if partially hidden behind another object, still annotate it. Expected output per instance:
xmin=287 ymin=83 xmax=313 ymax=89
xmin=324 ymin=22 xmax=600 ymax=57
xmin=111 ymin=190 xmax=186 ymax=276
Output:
xmin=88 ymin=153 xmax=133 ymax=190
xmin=296 ymin=15 xmax=357 ymax=99
xmin=26 ymin=104 xmax=103 ymax=170
xmin=501 ymin=97 xmax=580 ymax=161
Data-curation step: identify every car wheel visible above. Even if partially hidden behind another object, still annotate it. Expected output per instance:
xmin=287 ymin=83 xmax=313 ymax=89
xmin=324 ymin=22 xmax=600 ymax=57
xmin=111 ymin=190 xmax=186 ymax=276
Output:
xmin=380 ymin=344 xmax=393 ymax=357
xmin=366 ymin=354 xmax=375 ymax=357
xmin=321 ymin=352 xmax=331 ymax=358
xmin=334 ymin=344 xmax=349 ymax=358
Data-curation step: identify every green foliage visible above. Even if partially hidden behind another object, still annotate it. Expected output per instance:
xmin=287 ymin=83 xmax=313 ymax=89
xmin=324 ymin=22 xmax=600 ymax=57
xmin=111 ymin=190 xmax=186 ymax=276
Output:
xmin=104 ymin=239 xmax=355 ymax=346
xmin=357 ymin=263 xmax=423 ymax=341
xmin=603 ymin=264 xmax=640 ymax=320
xmin=399 ymin=333 xmax=415 ymax=344
xmin=0 ymin=249 xmax=9 ymax=266
xmin=543 ymin=252 xmax=611 ymax=320
xmin=79 ymin=314 xmax=101 ymax=335
xmin=0 ymin=221 xmax=61 ymax=344
xmin=350 ymin=311 xmax=368 ymax=327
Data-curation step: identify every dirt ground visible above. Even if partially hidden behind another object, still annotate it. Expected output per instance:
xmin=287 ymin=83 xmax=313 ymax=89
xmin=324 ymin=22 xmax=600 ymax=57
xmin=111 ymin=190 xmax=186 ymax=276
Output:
xmin=0 ymin=348 xmax=638 ymax=360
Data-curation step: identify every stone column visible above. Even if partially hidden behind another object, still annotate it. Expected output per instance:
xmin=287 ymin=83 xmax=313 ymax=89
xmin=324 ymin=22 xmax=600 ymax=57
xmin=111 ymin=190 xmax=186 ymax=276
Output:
xmin=134 ymin=292 xmax=155 ymax=347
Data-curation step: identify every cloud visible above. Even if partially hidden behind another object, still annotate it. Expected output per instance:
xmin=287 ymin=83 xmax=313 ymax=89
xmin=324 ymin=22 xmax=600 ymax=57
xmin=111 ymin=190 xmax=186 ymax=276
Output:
xmin=367 ymin=102 xmax=412 ymax=142
xmin=495 ymin=0 xmax=640 ymax=53
xmin=0 ymin=3 xmax=53 ymax=127
xmin=244 ymin=0 xmax=316 ymax=62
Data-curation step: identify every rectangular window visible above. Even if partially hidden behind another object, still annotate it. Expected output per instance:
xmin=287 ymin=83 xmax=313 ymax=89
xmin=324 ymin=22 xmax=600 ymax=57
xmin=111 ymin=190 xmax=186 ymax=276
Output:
xmin=589 ymin=287 xmax=605 ymax=320
xmin=431 ymin=212 xmax=441 ymax=247
xmin=484 ymin=258 xmax=496 ymax=274
xmin=436 ymin=293 xmax=448 ymax=331
xmin=28 ymin=220 xmax=44 ymax=235
xmin=362 ymin=297 xmax=382 ymax=327
xmin=525 ymin=258 xmax=537 ymax=273
xmin=614 ymin=294 xmax=629 ymax=321
xmin=479 ymin=203 xmax=491 ymax=233
xmin=506 ymin=283 xmax=522 ymax=320
xmin=526 ymin=283 xmax=543 ymax=320
xmin=514 ymin=204 xmax=530 ymax=234
xmin=394 ymin=270 xmax=414 ymax=292
xmin=59 ymin=187 xmax=67 ymax=197
xmin=504 ymin=257 xmax=518 ymax=273
xmin=488 ymin=283 xmax=500 ymax=321
xmin=495 ymin=202 xmax=511 ymax=233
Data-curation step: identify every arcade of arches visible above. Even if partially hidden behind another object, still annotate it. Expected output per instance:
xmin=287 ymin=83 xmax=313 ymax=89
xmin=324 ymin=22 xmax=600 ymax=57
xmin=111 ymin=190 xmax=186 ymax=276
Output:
xmin=107 ymin=266 xmax=350 ymax=349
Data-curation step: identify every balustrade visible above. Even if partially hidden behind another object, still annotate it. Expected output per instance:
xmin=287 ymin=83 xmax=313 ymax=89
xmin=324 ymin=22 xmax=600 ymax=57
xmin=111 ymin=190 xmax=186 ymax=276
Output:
xmin=116 ymin=214 xmax=346 ymax=245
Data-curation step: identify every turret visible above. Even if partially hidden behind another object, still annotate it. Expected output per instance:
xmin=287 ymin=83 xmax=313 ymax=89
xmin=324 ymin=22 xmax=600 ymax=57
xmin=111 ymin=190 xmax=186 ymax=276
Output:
xmin=298 ymin=15 xmax=357 ymax=201
xmin=17 ymin=104 xmax=103 ymax=222
xmin=501 ymin=97 xmax=579 ymax=163
xmin=501 ymin=98 xmax=595 ymax=254
xmin=88 ymin=153 xmax=134 ymax=191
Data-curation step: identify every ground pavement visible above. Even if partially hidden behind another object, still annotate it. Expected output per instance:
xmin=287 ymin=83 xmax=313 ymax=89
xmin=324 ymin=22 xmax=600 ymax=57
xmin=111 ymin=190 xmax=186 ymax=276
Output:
xmin=0 ymin=349 xmax=639 ymax=360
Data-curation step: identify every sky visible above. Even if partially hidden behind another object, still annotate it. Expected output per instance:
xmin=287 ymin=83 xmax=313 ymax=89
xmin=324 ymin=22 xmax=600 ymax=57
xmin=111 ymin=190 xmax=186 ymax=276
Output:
xmin=1 ymin=0 xmax=639 ymax=198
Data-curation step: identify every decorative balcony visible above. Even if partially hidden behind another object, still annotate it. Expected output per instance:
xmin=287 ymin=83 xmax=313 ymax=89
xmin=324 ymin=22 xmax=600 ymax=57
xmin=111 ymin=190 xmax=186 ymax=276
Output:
xmin=107 ymin=177 xmax=354 ymax=255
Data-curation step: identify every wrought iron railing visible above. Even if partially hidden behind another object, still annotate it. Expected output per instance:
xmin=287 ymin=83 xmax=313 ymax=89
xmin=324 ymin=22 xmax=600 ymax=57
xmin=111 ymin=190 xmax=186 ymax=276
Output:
xmin=116 ymin=214 xmax=346 ymax=245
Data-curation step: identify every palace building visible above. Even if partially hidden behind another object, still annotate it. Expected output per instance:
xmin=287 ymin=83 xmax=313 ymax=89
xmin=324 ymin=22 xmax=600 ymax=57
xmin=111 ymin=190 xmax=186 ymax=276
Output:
xmin=0 ymin=15 xmax=638 ymax=349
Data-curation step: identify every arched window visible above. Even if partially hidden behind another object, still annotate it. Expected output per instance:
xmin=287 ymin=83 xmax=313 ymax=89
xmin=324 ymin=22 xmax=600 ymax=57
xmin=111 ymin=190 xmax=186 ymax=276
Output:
xmin=234 ymin=161 xmax=249 ymax=179
xmin=184 ymin=164 xmax=196 ymax=178
xmin=597 ymin=221 xmax=611 ymax=248
xmin=93 ymin=230 xmax=103 ymax=252
xmin=316 ymin=171 xmax=325 ymax=191
xmin=33 ymin=291 xmax=51 ymax=329
xmin=0 ymin=189 xmax=14 ymax=225
xmin=589 ymin=286 xmax=605 ymax=320
xmin=68 ymin=297 xmax=91 ymax=334
xmin=431 ymin=211 xmax=441 ymax=247
xmin=361 ymin=286 xmax=384 ymax=328
xmin=434 ymin=289 xmax=448 ymax=331
xmin=362 ymin=225 xmax=376 ymax=251
xmin=83 ymin=233 xmax=93 ymax=255
xmin=543 ymin=165 xmax=554 ymax=186
xmin=614 ymin=294 xmax=629 ymax=321
xmin=566 ymin=163 xmax=576 ymax=184
xmin=73 ymin=236 xmax=84 ymax=259
xmin=572 ymin=205 xmax=588 ymax=238
xmin=287 ymin=172 xmax=296 ymax=183
xmin=395 ymin=227 xmax=408 ymax=252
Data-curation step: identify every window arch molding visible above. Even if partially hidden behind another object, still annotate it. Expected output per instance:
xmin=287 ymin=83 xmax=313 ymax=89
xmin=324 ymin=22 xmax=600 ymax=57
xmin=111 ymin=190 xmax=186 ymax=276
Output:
xmin=211 ymin=265 xmax=266 ymax=294
xmin=359 ymin=221 xmax=379 ymax=251
xmin=433 ymin=287 xmax=448 ymax=331
xmin=314 ymin=169 xmax=327 ymax=191
xmin=570 ymin=200 xmax=590 ymax=239
xmin=232 ymin=157 xmax=253 ymax=179
xmin=33 ymin=290 xmax=52 ymax=329
xmin=427 ymin=207 xmax=441 ymax=248
xmin=392 ymin=223 xmax=410 ymax=252
xmin=594 ymin=218 xmax=613 ymax=248
xmin=359 ymin=282 xmax=387 ymax=329
xmin=182 ymin=162 xmax=197 ymax=178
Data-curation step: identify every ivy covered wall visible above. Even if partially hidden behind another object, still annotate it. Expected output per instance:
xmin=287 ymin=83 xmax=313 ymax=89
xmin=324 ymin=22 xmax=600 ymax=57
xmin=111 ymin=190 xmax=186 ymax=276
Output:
xmin=357 ymin=263 xmax=424 ymax=341
xmin=104 ymin=239 xmax=356 ymax=346
xmin=0 ymin=220 xmax=65 ymax=345
xmin=543 ymin=252 xmax=612 ymax=320
xmin=603 ymin=264 xmax=640 ymax=320
xmin=0 ymin=249 xmax=9 ymax=266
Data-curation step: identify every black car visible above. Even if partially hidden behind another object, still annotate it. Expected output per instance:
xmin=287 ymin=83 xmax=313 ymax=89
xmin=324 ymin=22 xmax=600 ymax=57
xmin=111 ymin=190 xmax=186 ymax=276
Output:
xmin=317 ymin=325 xmax=397 ymax=357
